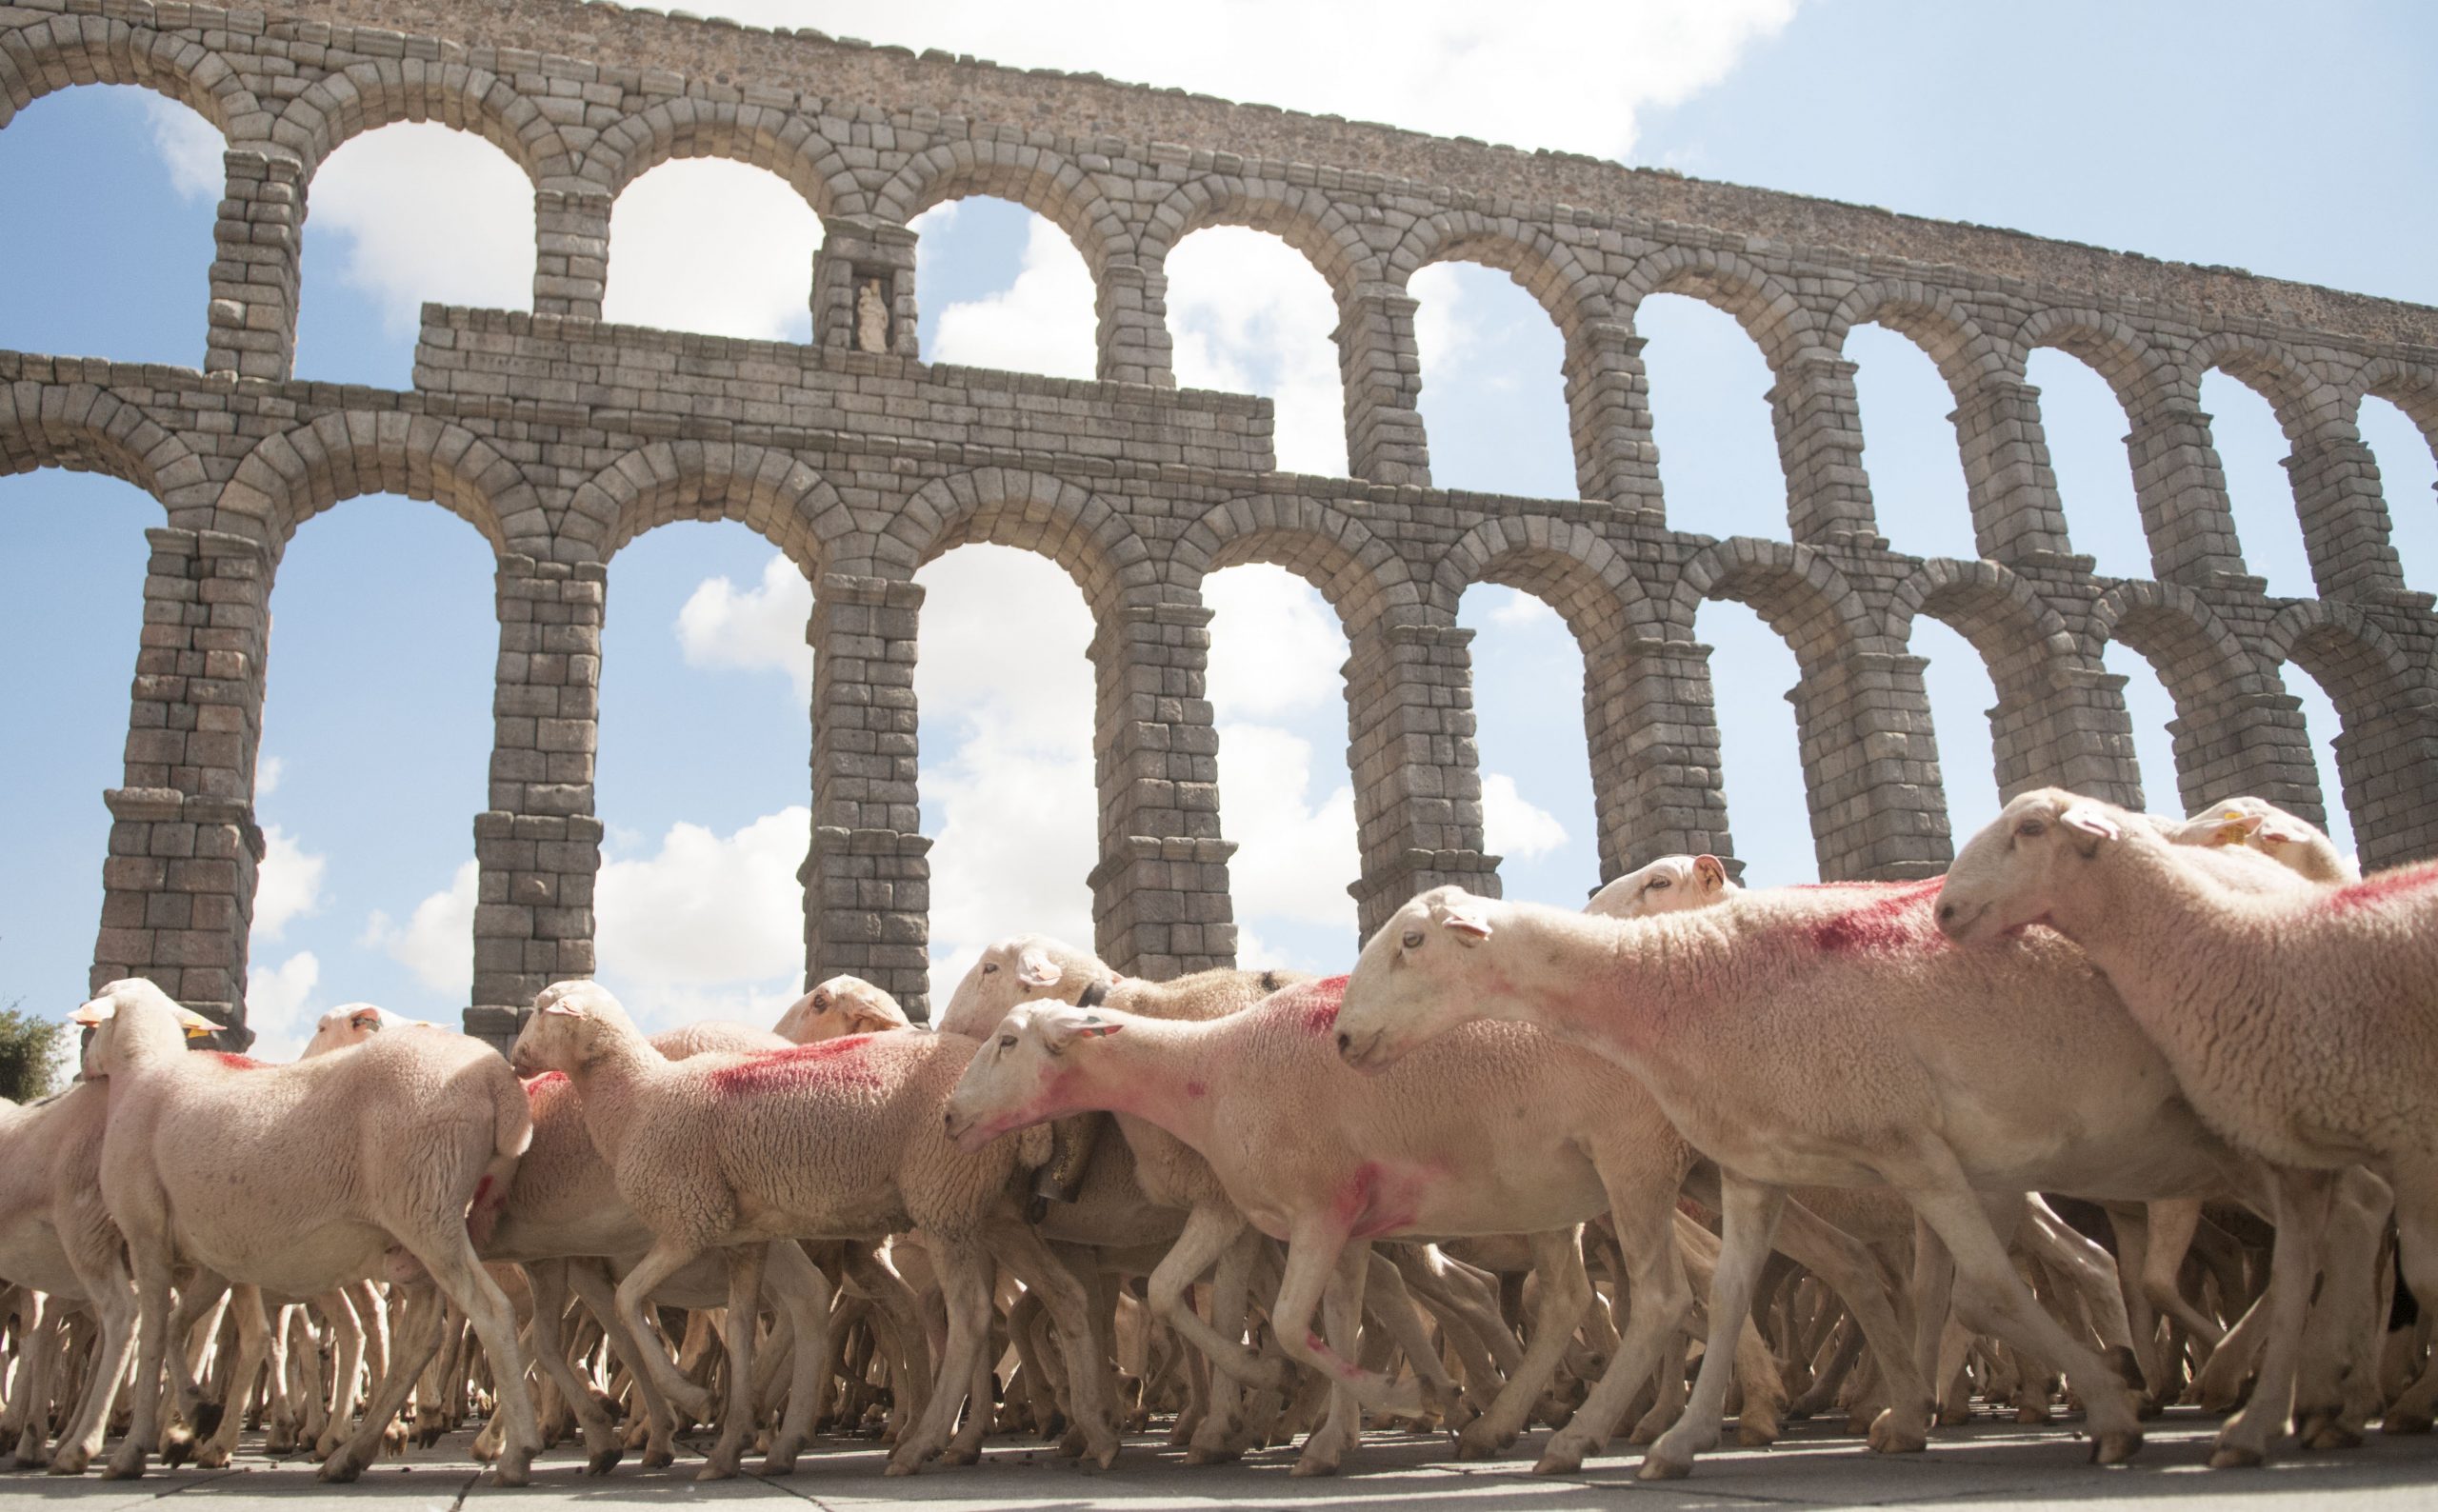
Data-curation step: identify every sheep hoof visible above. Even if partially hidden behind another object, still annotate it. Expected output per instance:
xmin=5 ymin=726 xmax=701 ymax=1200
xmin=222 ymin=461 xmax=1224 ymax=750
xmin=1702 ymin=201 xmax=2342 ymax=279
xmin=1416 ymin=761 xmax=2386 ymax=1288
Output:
xmin=883 ymin=1454 xmax=923 ymax=1478
xmin=2208 ymin=1442 xmax=2264 ymax=1470
xmin=2305 ymin=1423 xmax=2363 ymax=1452
xmin=490 ymin=1457 xmax=532 ymax=1488
xmin=1288 ymin=1454 xmax=1339 ymax=1478
xmin=46 ymin=1447 xmax=92 ymax=1477
xmin=2015 ymin=1405 xmax=2052 ymax=1426
xmin=1454 ymin=1421 xmax=1505 ymax=1460
xmin=2090 ymin=1429 xmax=2143 ymax=1466
xmin=693 ymin=1459 xmax=737 ymax=1482
xmin=1185 ymin=1442 xmax=1238 ymax=1466
xmin=1634 ymin=1453 xmax=1692 ymax=1482
xmin=935 ymin=1445 xmax=981 ymax=1466
xmin=317 ymin=1456 xmax=363 ymax=1484
xmin=585 ymin=1448 xmax=622 ymax=1475
xmin=1735 ymin=1421 xmax=1778 ymax=1447
xmin=1533 ymin=1441 xmax=1590 ymax=1476
xmin=760 ymin=1452 xmax=800 ymax=1477
xmin=1867 ymin=1411 xmax=1928 ymax=1455
xmin=2383 ymin=1410 xmax=2434 ymax=1436
xmin=192 ymin=1443 xmax=231 ymax=1470
xmin=1088 ymin=1442 xmax=1120 ymax=1470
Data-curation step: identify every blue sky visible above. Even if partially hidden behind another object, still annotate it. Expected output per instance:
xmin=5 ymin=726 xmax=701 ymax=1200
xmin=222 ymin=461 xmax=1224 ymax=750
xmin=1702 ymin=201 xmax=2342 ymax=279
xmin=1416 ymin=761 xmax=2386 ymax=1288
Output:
xmin=2 ymin=0 xmax=2432 ymax=1049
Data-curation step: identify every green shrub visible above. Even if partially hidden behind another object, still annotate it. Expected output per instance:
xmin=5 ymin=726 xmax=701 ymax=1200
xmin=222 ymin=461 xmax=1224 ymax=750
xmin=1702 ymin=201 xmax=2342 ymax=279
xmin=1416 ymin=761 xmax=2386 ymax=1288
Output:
xmin=0 ymin=1002 xmax=67 ymax=1104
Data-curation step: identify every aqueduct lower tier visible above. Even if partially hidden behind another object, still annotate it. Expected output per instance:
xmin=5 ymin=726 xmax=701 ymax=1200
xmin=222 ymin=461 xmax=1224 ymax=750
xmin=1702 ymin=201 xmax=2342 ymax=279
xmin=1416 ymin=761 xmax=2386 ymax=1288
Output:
xmin=7 ymin=0 xmax=2437 ymax=1041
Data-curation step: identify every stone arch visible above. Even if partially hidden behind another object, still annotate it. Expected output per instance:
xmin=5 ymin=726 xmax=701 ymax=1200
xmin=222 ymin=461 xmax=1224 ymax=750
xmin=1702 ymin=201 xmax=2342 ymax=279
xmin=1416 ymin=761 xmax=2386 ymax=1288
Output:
xmin=1669 ymin=536 xmax=1872 ymax=666
xmin=879 ymin=468 xmax=1152 ymax=613
xmin=581 ymin=95 xmax=853 ymax=215
xmin=1430 ymin=514 xmax=1659 ymax=655
xmin=216 ymin=412 xmax=544 ymax=560
xmin=1391 ymin=213 xmax=1614 ymax=339
xmin=872 ymin=141 xmax=1129 ymax=278
xmin=0 ymin=381 xmax=210 ymax=512
xmin=1826 ymin=281 xmax=2011 ymax=399
xmin=2264 ymin=598 xmax=2429 ymax=724
xmin=1888 ymin=559 xmax=2078 ymax=706
xmin=1170 ymin=492 xmax=1416 ymax=636
xmin=2356 ymin=357 xmax=2438 ymax=458
xmin=2090 ymin=580 xmax=2263 ymax=718
xmin=275 ymin=61 xmax=570 ymax=184
xmin=1139 ymin=175 xmax=1383 ymax=301
xmin=0 ymin=16 xmax=261 ymax=137
xmin=2187 ymin=330 xmax=2348 ymax=442
xmin=1620 ymin=246 xmax=1816 ymax=370
xmin=2012 ymin=307 xmax=2172 ymax=419
xmin=570 ymin=441 xmax=846 ymax=576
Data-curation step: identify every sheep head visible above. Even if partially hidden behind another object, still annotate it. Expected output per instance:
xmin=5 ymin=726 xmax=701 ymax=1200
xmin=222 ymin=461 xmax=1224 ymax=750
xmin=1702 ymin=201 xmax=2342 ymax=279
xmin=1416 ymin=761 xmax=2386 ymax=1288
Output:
xmin=1334 ymin=886 xmax=1500 ymax=1073
xmin=775 ymin=975 xmax=912 ymax=1043
xmin=1589 ymin=853 xmax=1733 ymax=920
xmin=301 ymin=1003 xmax=431 ymax=1059
xmin=1938 ymin=788 xmax=2131 ymax=944
xmin=2168 ymin=796 xmax=2355 ymax=885
xmin=510 ymin=980 xmax=632 ymax=1078
xmin=942 ymin=1003 xmax=1122 ymax=1153
xmin=70 ymin=978 xmax=222 ymax=1076
xmin=935 ymin=934 xmax=1110 ymax=1038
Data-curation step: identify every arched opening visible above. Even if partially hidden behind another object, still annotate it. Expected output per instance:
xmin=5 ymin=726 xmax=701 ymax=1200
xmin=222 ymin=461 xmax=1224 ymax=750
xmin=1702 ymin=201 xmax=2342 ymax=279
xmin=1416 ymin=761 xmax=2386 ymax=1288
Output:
xmin=1165 ymin=228 xmax=1348 ymax=477
xmin=917 ymin=545 xmax=1098 ymax=994
xmin=254 ymin=497 xmax=494 ymax=1056
xmin=1203 ymin=565 xmax=1359 ymax=969
xmin=1693 ymin=599 xmax=1813 ymax=883
xmin=1456 ymin=587 xmax=1590 ymax=905
xmin=2360 ymin=395 xmax=2438 ymax=595
xmin=2101 ymin=641 xmax=2185 ymax=816
xmin=913 ymin=196 xmax=1096 ymax=380
xmin=604 ymin=158 xmax=820 ymax=344
xmin=1909 ymin=617 xmax=2001 ymax=839
xmin=1637 ymin=293 xmax=1787 ymax=542
xmin=2201 ymin=370 xmax=2313 ymax=598
xmin=1847 ymin=323 xmax=1975 ymax=561
xmin=2279 ymin=661 xmax=2357 ymax=862
xmin=0 ymin=85 xmax=219 ymax=366
xmin=2023 ymin=348 xmax=2148 ymax=580
xmin=591 ymin=527 xmax=813 ymax=1033
xmin=295 ymin=123 xmax=535 ymax=385
xmin=0 ymin=469 xmax=157 ymax=1016
xmin=1409 ymin=264 xmax=1573 ymax=498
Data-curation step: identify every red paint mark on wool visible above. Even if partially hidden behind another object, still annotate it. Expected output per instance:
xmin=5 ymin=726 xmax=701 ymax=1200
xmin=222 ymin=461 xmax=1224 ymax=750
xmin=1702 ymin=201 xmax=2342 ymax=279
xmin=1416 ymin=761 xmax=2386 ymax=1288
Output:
xmin=209 ymin=1051 xmax=267 ymax=1070
xmin=1802 ymin=878 xmax=1946 ymax=955
xmin=1185 ymin=1080 xmax=1207 ymax=1099
xmin=1332 ymin=1161 xmax=1424 ymax=1240
xmin=2326 ymin=861 xmax=2438 ymax=916
xmin=522 ymin=1071 xmax=568 ymax=1095
xmin=1280 ymin=976 xmax=1349 ymax=1035
xmin=709 ymin=1034 xmax=884 ymax=1095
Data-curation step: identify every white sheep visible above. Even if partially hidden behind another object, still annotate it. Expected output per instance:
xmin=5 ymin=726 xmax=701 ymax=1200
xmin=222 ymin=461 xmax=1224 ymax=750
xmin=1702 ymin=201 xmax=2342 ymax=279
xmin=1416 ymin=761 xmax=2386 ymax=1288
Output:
xmin=0 ymin=1079 xmax=134 ymax=1474
xmin=1330 ymin=880 xmax=2299 ymax=1478
xmin=1939 ymin=787 xmax=2438 ymax=1462
xmin=1586 ymin=853 xmax=1734 ymax=919
xmin=934 ymin=934 xmax=1115 ymax=1037
xmin=74 ymin=979 xmax=540 ymax=1484
xmin=2161 ymin=794 xmax=2360 ymax=885
xmin=775 ymin=975 xmax=915 ymax=1041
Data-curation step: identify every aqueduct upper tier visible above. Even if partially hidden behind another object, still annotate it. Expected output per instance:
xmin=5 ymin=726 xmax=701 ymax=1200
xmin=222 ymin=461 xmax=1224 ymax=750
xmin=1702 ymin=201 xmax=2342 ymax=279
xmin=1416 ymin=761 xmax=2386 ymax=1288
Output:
xmin=6 ymin=0 xmax=2434 ymax=1041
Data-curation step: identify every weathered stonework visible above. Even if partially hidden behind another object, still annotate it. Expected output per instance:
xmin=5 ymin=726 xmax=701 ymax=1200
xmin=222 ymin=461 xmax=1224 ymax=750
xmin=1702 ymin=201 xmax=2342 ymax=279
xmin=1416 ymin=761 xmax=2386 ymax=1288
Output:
xmin=3 ymin=0 xmax=2433 ymax=1048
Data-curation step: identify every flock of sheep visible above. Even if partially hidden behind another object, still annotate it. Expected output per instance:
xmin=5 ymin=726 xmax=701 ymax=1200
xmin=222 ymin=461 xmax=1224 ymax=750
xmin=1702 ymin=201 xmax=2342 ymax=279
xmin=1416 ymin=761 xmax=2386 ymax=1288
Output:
xmin=2 ymin=786 xmax=2434 ymax=1491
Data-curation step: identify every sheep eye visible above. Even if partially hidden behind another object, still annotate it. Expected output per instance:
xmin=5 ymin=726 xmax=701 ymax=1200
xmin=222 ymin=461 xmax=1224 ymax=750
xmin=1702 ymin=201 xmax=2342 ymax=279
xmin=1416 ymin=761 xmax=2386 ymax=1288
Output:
xmin=998 ymin=1034 xmax=1016 ymax=1049
xmin=1647 ymin=876 xmax=1671 ymax=889
xmin=1400 ymin=928 xmax=1425 ymax=949
xmin=2015 ymin=818 xmax=2047 ymax=838
xmin=982 ymin=962 xmax=998 ymax=974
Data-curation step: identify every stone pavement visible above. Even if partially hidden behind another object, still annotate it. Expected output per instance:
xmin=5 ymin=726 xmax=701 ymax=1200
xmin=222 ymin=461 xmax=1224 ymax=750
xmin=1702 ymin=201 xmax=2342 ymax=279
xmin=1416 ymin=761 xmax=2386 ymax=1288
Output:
xmin=7 ymin=1409 xmax=2438 ymax=1510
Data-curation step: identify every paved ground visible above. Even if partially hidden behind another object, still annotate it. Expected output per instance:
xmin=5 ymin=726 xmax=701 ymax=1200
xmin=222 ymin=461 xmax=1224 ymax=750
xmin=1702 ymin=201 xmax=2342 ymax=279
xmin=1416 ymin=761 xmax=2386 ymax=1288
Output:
xmin=6 ymin=1409 xmax=2438 ymax=1510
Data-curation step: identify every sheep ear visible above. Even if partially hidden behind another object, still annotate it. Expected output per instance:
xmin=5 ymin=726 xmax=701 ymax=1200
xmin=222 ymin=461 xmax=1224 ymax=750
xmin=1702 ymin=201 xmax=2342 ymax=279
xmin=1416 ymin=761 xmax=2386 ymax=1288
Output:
xmin=68 ymin=1000 xmax=114 ymax=1027
xmin=1015 ymin=947 xmax=1063 ymax=990
xmin=2057 ymin=801 xmax=2122 ymax=851
xmin=541 ymin=997 xmax=588 ymax=1018
xmin=174 ymin=1007 xmax=224 ymax=1037
xmin=1692 ymin=854 xmax=1727 ymax=892
xmin=349 ymin=1007 xmax=385 ymax=1033
xmin=2257 ymin=819 xmax=2312 ymax=846
xmin=1436 ymin=900 xmax=1493 ymax=943
xmin=1042 ymin=1012 xmax=1121 ymax=1055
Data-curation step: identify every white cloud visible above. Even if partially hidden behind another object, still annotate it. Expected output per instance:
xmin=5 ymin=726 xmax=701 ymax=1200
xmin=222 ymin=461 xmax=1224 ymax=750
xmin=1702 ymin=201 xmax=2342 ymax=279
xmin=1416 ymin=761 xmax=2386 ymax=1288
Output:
xmin=143 ymin=96 xmax=222 ymax=202
xmin=1484 ymin=587 xmax=1562 ymax=629
xmin=594 ymin=810 xmax=811 ymax=1017
xmin=303 ymin=123 xmax=537 ymax=338
xmin=361 ymin=860 xmax=477 ymax=999
xmin=914 ymin=547 xmax=1097 ymax=745
xmin=1482 ymin=771 xmax=1567 ymax=861
xmin=1215 ymin=721 xmax=1358 ymax=932
xmin=244 ymin=949 xmax=320 ymax=1062
xmin=676 ymin=554 xmax=815 ymax=702
xmin=1409 ymin=262 xmax=1475 ymax=389
xmin=1205 ymin=567 xmax=1345 ymax=721
xmin=254 ymin=755 xmax=286 ymax=799
xmin=604 ymin=159 xmax=824 ymax=342
xmin=1167 ymin=228 xmax=1348 ymax=476
xmin=649 ymin=1 xmax=1802 ymax=163
xmin=251 ymin=825 xmax=326 ymax=942
xmin=928 ymin=214 xmax=1098 ymax=378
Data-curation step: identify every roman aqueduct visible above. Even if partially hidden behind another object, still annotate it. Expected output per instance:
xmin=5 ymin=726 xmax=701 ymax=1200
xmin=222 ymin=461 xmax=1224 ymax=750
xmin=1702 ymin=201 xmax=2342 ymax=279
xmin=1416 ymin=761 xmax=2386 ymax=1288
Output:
xmin=6 ymin=0 xmax=2436 ymax=1042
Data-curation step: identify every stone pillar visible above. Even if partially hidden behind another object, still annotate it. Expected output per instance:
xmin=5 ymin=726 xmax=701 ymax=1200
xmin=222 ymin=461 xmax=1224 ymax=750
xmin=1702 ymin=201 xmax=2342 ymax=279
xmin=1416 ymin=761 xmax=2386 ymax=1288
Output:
xmin=2164 ymin=688 xmax=2319 ymax=822
xmin=1950 ymin=375 xmax=2076 ymax=562
xmin=804 ymin=575 xmax=931 ymax=1018
xmin=812 ymin=216 xmax=921 ymax=357
xmin=2329 ymin=693 xmax=2438 ymax=869
xmin=1791 ymin=649 xmax=1952 ymax=879
xmin=1583 ymin=635 xmax=1736 ymax=884
xmin=1768 ymin=353 xmax=1880 ymax=547
xmin=205 ymin=149 xmax=303 ymax=381
xmin=1335 ymin=283 xmax=1431 ymax=486
xmin=533 ymin=184 xmax=612 ymax=321
xmin=2285 ymin=427 xmax=2409 ymax=601
xmin=1096 ymin=257 xmax=1175 ymax=388
xmin=1987 ymin=666 xmax=2144 ymax=810
xmin=1343 ymin=613 xmax=1499 ymax=941
xmin=1562 ymin=322 xmax=1666 ymax=514
xmin=466 ymin=557 xmax=604 ymax=1050
xmin=92 ymin=529 xmax=271 ymax=1042
xmin=1087 ymin=588 xmax=1236 ymax=978
xmin=2126 ymin=398 xmax=2251 ymax=586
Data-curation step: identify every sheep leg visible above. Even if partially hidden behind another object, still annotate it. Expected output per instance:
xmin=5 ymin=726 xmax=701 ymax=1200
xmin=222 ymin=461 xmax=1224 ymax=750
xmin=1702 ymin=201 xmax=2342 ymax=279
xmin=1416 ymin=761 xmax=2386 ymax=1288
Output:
xmin=46 ymin=1226 xmax=140 ymax=1475
xmin=843 ymin=1243 xmax=929 ymax=1436
xmin=400 ymin=1233 xmax=539 ymax=1486
xmin=293 ymin=1304 xmax=330 ymax=1452
xmin=610 ymin=1241 xmax=718 ymax=1427
xmin=1457 ymin=1228 xmax=1590 ymax=1457
xmin=1767 ymin=1202 xmax=1927 ymax=1450
xmin=1292 ymin=1243 xmax=1371 ymax=1476
xmin=759 ymin=1241 xmax=832 ymax=1473
xmin=565 ymin=1259 xmax=678 ymax=1465
xmin=2211 ymin=1165 xmax=2335 ymax=1466
xmin=321 ymin=1284 xmax=445 ymax=1482
xmin=696 ymin=1243 xmax=764 ymax=1481
xmin=2139 ymin=1199 xmax=2225 ymax=1348
xmin=1530 ymin=1158 xmax=1697 ymax=1475
xmin=521 ymin=1262 xmax=621 ymax=1474
xmin=10 ymin=1293 xmax=54 ymax=1468
xmin=1394 ymin=1253 xmax=1506 ymax=1419
xmin=1146 ymin=1202 xmax=1279 ymax=1392
xmin=885 ymin=1240 xmax=992 ymax=1476
xmin=1268 ymin=1224 xmax=1418 ymax=1416
xmin=1363 ymin=1249 xmax=1463 ymax=1426
xmin=1189 ymin=1227 xmax=1265 ymax=1463
xmin=985 ymin=1221 xmax=1122 ymax=1467
xmin=2293 ymin=1167 xmax=2390 ymax=1447
xmin=1639 ymin=1174 xmax=1784 ymax=1480
xmin=2021 ymin=1197 xmax=2140 ymax=1390
xmin=102 ymin=1243 xmax=181 ymax=1481
xmin=2376 ymin=1160 xmax=2438 ymax=1433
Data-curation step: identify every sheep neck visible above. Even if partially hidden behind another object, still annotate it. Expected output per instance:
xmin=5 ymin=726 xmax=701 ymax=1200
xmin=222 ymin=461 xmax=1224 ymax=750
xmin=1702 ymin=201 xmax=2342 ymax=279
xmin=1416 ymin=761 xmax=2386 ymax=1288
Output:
xmin=1485 ymin=902 xmax=1733 ymax=1062
xmin=558 ymin=1021 xmax=670 ymax=1153
xmin=1042 ymin=1015 xmax=1217 ymax=1153
xmin=2044 ymin=835 xmax=2263 ymax=1031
